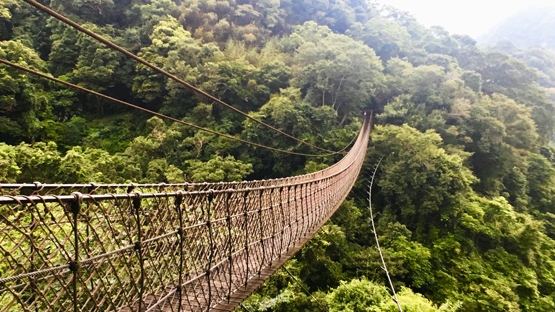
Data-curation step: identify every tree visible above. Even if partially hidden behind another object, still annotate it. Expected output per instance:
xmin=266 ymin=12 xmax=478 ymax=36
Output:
xmin=48 ymin=20 xmax=80 ymax=77
xmin=0 ymin=142 xmax=19 ymax=182
xmin=57 ymin=146 xmax=111 ymax=183
xmin=70 ymin=23 xmax=126 ymax=92
xmin=526 ymin=153 xmax=555 ymax=213
xmin=133 ymin=17 xmax=194 ymax=103
xmin=242 ymin=87 xmax=357 ymax=178
xmin=292 ymin=22 xmax=385 ymax=122
xmin=348 ymin=18 xmax=411 ymax=61
xmin=128 ymin=0 xmax=180 ymax=42
xmin=326 ymin=278 xmax=456 ymax=312
xmin=0 ymin=40 xmax=53 ymax=143
xmin=370 ymin=124 xmax=476 ymax=235
xmin=512 ymin=47 xmax=555 ymax=88
xmin=184 ymin=155 xmax=253 ymax=182
xmin=461 ymin=94 xmax=538 ymax=195
xmin=282 ymin=0 xmax=358 ymax=33
xmin=13 ymin=141 xmax=61 ymax=183
xmin=144 ymin=158 xmax=185 ymax=183
xmin=419 ymin=26 xmax=458 ymax=56
xmin=326 ymin=278 xmax=390 ymax=312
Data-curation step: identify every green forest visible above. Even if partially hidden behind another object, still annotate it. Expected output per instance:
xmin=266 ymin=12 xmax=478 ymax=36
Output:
xmin=2 ymin=0 xmax=555 ymax=311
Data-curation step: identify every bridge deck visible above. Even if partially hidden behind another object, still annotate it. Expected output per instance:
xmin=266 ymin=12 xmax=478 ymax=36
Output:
xmin=120 ymin=202 xmax=333 ymax=311
xmin=0 ymin=114 xmax=371 ymax=312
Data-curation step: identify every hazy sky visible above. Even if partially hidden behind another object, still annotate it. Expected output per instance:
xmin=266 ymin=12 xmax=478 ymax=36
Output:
xmin=380 ymin=0 xmax=555 ymax=38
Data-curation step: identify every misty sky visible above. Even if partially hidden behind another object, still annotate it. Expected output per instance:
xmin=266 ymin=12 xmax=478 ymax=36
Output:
xmin=380 ymin=0 xmax=555 ymax=38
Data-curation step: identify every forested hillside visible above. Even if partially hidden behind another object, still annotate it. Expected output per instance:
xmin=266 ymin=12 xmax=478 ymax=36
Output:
xmin=479 ymin=5 xmax=555 ymax=50
xmin=491 ymin=40 xmax=555 ymax=91
xmin=2 ymin=0 xmax=555 ymax=311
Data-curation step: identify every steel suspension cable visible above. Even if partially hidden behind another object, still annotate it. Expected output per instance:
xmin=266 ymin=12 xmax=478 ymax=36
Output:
xmin=22 ymin=0 xmax=343 ymax=155
xmin=0 ymin=58 xmax=336 ymax=157
xmin=368 ymin=157 xmax=402 ymax=312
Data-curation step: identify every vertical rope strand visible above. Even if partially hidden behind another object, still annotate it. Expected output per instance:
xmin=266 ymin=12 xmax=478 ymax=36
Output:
xmin=175 ymin=192 xmax=184 ymax=312
xmin=133 ymin=193 xmax=145 ymax=312
xmin=70 ymin=193 xmax=82 ymax=312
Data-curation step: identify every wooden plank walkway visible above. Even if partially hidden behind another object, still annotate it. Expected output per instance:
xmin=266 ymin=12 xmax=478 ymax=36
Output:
xmin=0 ymin=115 xmax=372 ymax=312
xmin=130 ymin=192 xmax=346 ymax=312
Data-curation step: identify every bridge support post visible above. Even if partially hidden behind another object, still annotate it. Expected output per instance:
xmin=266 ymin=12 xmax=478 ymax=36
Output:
xmin=299 ymin=184 xmax=305 ymax=240
xmin=175 ymin=191 xmax=184 ymax=312
xmin=278 ymin=186 xmax=285 ymax=259
xmin=243 ymin=190 xmax=249 ymax=288
xmin=288 ymin=185 xmax=295 ymax=250
xmin=225 ymin=192 xmax=233 ymax=303
xmin=269 ymin=188 xmax=276 ymax=266
xmin=70 ymin=192 xmax=83 ymax=312
xmin=132 ymin=193 xmax=145 ymax=312
xmin=258 ymin=190 xmax=264 ymax=277
xmin=206 ymin=190 xmax=215 ymax=310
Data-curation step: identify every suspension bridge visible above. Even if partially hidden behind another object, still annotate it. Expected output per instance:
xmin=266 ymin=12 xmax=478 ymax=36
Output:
xmin=0 ymin=113 xmax=371 ymax=311
xmin=0 ymin=1 xmax=376 ymax=310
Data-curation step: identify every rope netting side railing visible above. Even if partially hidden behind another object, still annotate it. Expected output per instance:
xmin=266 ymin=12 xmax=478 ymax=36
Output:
xmin=0 ymin=168 xmax=347 ymax=197
xmin=0 ymin=147 xmax=359 ymax=197
xmin=0 ymin=111 xmax=369 ymax=198
xmin=0 ymin=114 xmax=371 ymax=312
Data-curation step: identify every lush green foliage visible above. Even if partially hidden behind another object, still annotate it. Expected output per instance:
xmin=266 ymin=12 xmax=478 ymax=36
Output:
xmin=2 ymin=0 xmax=555 ymax=311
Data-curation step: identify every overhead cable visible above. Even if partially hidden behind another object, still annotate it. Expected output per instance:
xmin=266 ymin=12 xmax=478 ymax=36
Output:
xmin=0 ymin=58 xmax=338 ymax=157
xmin=22 ymin=0 xmax=343 ymax=155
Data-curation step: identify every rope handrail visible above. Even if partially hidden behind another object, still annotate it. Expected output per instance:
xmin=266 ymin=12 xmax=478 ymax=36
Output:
xmin=0 ymin=111 xmax=371 ymax=197
xmin=0 ymin=113 xmax=372 ymax=312
xmin=21 ymin=0 xmax=344 ymax=155
xmin=0 ymin=58 xmax=349 ymax=157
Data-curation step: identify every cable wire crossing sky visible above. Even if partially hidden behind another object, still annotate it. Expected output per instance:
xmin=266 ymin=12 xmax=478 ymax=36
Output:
xmin=381 ymin=0 xmax=555 ymax=38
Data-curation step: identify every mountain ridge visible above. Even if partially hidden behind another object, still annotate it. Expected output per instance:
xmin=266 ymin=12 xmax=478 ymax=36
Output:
xmin=479 ymin=5 xmax=555 ymax=50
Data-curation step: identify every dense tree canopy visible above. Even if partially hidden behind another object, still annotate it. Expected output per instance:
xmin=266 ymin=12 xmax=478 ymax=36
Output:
xmin=2 ymin=0 xmax=555 ymax=311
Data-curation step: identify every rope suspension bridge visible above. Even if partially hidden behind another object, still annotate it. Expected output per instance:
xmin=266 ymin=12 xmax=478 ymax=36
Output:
xmin=0 ymin=1 xmax=376 ymax=311
xmin=0 ymin=113 xmax=371 ymax=311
